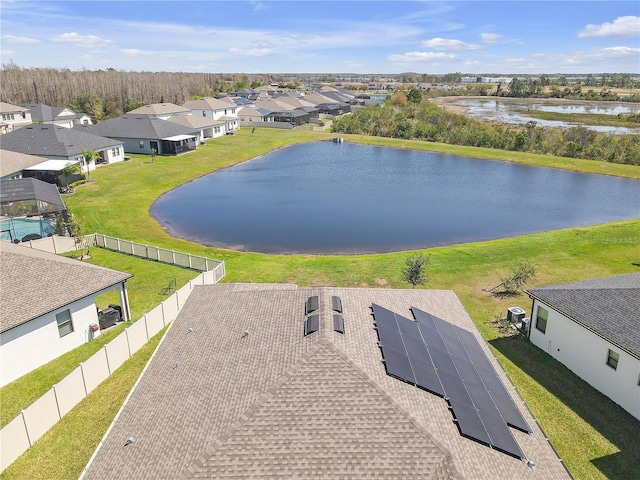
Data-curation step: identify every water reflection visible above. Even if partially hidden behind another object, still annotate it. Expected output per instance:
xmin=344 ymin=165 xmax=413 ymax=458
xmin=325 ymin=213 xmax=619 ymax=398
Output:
xmin=457 ymin=99 xmax=640 ymax=134
xmin=151 ymin=142 xmax=640 ymax=254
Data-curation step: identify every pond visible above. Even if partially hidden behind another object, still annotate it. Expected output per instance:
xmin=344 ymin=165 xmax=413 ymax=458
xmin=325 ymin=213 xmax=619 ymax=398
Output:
xmin=454 ymin=98 xmax=640 ymax=134
xmin=151 ymin=141 xmax=640 ymax=254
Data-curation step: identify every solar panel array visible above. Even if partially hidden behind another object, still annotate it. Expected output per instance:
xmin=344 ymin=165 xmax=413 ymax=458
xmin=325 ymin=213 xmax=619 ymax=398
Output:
xmin=333 ymin=314 xmax=345 ymax=334
xmin=371 ymin=303 xmax=531 ymax=459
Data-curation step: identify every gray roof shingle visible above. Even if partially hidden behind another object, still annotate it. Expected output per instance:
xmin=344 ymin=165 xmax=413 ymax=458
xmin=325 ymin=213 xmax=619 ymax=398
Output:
xmin=0 ymin=124 xmax=121 ymax=158
xmin=0 ymin=149 xmax=48 ymax=177
xmin=527 ymin=273 xmax=640 ymax=358
xmin=0 ymin=242 xmax=132 ymax=332
xmin=83 ymin=285 xmax=570 ymax=480
xmin=80 ymin=115 xmax=198 ymax=140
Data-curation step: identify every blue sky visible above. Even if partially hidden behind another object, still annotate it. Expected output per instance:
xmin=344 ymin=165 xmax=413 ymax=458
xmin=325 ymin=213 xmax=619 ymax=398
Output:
xmin=1 ymin=1 xmax=638 ymax=74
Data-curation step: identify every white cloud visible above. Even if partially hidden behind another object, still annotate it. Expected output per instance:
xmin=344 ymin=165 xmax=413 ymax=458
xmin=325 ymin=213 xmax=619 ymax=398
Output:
xmin=121 ymin=48 xmax=157 ymax=57
xmin=51 ymin=32 xmax=112 ymax=48
xmin=480 ymin=33 xmax=503 ymax=44
xmin=388 ymin=51 xmax=458 ymax=63
xmin=578 ymin=16 xmax=640 ymax=38
xmin=602 ymin=46 xmax=640 ymax=56
xmin=228 ymin=47 xmax=275 ymax=57
xmin=421 ymin=37 xmax=481 ymax=51
xmin=1 ymin=34 xmax=40 ymax=44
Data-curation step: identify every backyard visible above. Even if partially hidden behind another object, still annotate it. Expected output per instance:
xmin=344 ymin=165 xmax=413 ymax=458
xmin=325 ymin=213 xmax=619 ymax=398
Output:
xmin=1 ymin=128 xmax=639 ymax=479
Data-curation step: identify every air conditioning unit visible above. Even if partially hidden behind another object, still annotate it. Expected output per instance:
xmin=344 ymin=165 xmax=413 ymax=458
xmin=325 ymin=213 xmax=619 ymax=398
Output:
xmin=521 ymin=318 xmax=530 ymax=334
xmin=507 ymin=306 xmax=526 ymax=323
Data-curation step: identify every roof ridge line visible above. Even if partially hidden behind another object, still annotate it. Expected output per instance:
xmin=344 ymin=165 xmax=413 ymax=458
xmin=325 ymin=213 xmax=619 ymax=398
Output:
xmin=322 ymin=339 xmax=463 ymax=479
xmin=177 ymin=342 xmax=325 ymax=479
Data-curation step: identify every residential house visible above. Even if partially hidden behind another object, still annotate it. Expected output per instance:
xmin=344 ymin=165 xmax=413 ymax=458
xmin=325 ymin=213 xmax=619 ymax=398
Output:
xmin=0 ymin=125 xmax=125 ymax=185
xmin=164 ymin=113 xmax=227 ymax=141
xmin=126 ymin=103 xmax=191 ymax=120
xmin=21 ymin=103 xmax=93 ymax=128
xmin=301 ymin=92 xmax=351 ymax=115
xmin=0 ymin=242 xmax=131 ymax=387
xmin=80 ymin=115 xmax=199 ymax=155
xmin=237 ymin=106 xmax=274 ymax=124
xmin=182 ymin=97 xmax=240 ymax=133
xmin=0 ymin=149 xmax=48 ymax=181
xmin=80 ymin=284 xmax=571 ymax=480
xmin=526 ymin=273 xmax=640 ymax=420
xmin=0 ymin=102 xmax=32 ymax=133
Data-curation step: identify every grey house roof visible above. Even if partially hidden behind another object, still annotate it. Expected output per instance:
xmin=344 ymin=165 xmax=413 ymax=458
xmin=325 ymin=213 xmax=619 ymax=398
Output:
xmin=182 ymin=97 xmax=234 ymax=111
xmin=165 ymin=114 xmax=225 ymax=129
xmin=0 ymin=149 xmax=48 ymax=177
xmin=21 ymin=103 xmax=90 ymax=123
xmin=0 ymin=242 xmax=132 ymax=333
xmin=0 ymin=102 xmax=28 ymax=114
xmin=80 ymin=115 xmax=198 ymax=141
xmin=127 ymin=103 xmax=191 ymax=115
xmin=527 ymin=273 xmax=640 ymax=358
xmin=82 ymin=284 xmax=570 ymax=480
xmin=0 ymin=124 xmax=122 ymax=158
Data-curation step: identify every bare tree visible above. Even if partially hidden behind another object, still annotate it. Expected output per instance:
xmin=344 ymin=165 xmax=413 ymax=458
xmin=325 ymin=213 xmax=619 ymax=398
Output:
xmin=488 ymin=262 xmax=536 ymax=297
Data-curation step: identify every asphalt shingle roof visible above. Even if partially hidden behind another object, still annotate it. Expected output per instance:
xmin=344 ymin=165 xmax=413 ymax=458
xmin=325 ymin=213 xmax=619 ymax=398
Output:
xmin=527 ymin=273 xmax=640 ymax=358
xmin=0 ymin=149 xmax=48 ymax=177
xmin=80 ymin=115 xmax=198 ymax=140
xmin=0 ymin=242 xmax=132 ymax=333
xmin=83 ymin=284 xmax=570 ymax=480
xmin=0 ymin=124 xmax=121 ymax=157
xmin=183 ymin=97 xmax=235 ymax=111
xmin=127 ymin=103 xmax=191 ymax=115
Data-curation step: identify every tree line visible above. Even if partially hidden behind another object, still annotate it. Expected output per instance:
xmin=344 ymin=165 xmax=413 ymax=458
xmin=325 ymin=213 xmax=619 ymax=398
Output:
xmin=332 ymin=92 xmax=640 ymax=165
xmin=0 ymin=64 xmax=274 ymax=121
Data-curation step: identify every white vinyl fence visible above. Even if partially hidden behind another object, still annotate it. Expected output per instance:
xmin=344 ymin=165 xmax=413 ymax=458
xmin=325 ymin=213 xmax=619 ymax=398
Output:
xmin=0 ymin=238 xmax=225 ymax=472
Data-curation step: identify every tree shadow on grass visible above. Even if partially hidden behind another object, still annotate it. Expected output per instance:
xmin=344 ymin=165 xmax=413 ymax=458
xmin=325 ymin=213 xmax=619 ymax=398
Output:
xmin=489 ymin=336 xmax=640 ymax=479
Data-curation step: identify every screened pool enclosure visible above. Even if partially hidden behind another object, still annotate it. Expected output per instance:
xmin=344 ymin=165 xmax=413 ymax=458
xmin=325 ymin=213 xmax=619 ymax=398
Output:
xmin=0 ymin=177 xmax=66 ymax=242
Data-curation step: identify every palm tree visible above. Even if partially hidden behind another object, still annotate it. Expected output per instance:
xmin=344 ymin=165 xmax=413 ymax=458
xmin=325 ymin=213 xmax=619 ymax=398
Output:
xmin=81 ymin=149 xmax=100 ymax=183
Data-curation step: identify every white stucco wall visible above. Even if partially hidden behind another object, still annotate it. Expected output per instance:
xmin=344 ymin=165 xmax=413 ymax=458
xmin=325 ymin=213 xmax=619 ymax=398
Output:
xmin=529 ymin=300 xmax=640 ymax=420
xmin=0 ymin=295 xmax=104 ymax=387
xmin=99 ymin=145 xmax=125 ymax=165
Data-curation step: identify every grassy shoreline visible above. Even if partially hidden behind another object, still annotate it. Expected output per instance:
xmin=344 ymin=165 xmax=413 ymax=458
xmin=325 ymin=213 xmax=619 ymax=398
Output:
xmin=3 ymin=128 xmax=639 ymax=479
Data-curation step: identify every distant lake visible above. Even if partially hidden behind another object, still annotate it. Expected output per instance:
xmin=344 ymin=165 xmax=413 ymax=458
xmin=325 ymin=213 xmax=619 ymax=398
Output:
xmin=151 ymin=142 xmax=640 ymax=254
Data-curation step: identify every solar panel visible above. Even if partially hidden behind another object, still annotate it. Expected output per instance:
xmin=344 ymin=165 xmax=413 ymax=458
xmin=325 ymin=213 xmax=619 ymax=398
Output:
xmin=398 ymin=316 xmax=420 ymax=337
xmin=376 ymin=325 xmax=405 ymax=352
xmin=374 ymin=304 xmax=531 ymax=458
xmin=410 ymin=358 xmax=445 ymax=396
xmin=438 ymin=365 xmax=473 ymax=406
xmin=305 ymin=296 xmax=319 ymax=314
xmin=403 ymin=334 xmax=432 ymax=365
xmin=333 ymin=314 xmax=344 ymax=334
xmin=331 ymin=296 xmax=342 ymax=313
xmin=478 ymin=405 xmax=525 ymax=458
xmin=304 ymin=314 xmax=319 ymax=336
xmin=382 ymin=347 xmax=415 ymax=384
xmin=371 ymin=304 xmax=398 ymax=329
xmin=449 ymin=399 xmax=492 ymax=446
xmin=476 ymin=365 xmax=531 ymax=433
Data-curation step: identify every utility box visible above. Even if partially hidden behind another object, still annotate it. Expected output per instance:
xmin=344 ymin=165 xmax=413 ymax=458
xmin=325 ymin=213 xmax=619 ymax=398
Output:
xmin=507 ymin=306 xmax=526 ymax=323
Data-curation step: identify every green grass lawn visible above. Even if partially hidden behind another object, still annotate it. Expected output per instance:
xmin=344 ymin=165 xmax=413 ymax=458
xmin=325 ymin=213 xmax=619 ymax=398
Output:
xmin=0 ymin=250 xmax=197 ymax=428
xmin=2 ymin=128 xmax=639 ymax=479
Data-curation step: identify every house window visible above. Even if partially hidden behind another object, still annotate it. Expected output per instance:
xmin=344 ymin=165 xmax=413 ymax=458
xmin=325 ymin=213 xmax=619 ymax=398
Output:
xmin=83 ymin=119 xmax=89 ymax=125
xmin=56 ymin=309 xmax=74 ymax=337
xmin=139 ymin=140 xmax=144 ymax=149
xmin=2 ymin=113 xmax=15 ymax=121
xmin=535 ymin=306 xmax=548 ymax=333
xmin=232 ymin=108 xmax=236 ymax=114
xmin=606 ymin=349 xmax=619 ymax=370
xmin=214 ymin=126 xmax=220 ymax=133
xmin=202 ymin=111 xmax=206 ymax=117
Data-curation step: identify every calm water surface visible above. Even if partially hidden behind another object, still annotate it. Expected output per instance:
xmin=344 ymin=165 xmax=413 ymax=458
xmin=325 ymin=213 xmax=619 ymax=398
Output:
xmin=458 ymin=99 xmax=640 ymax=134
xmin=151 ymin=142 xmax=640 ymax=254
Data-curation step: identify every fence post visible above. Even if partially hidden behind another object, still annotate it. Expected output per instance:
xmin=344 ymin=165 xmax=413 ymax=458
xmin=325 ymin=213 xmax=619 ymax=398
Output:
xmin=20 ymin=411 xmax=32 ymax=447
xmin=52 ymin=384 xmax=62 ymax=419
xmin=188 ymin=254 xmax=192 ymax=269
xmin=172 ymin=250 xmax=176 ymax=264
xmin=116 ymin=238 xmax=121 ymax=251
xmin=78 ymin=363 xmax=88 ymax=395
